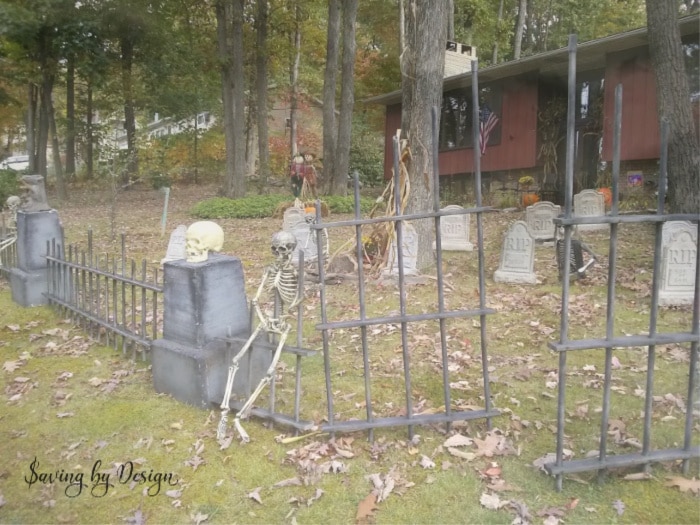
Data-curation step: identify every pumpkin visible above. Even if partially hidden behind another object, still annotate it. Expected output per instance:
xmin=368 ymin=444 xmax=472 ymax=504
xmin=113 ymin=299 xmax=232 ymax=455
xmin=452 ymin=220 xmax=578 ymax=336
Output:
xmin=522 ymin=193 xmax=540 ymax=207
xmin=598 ymin=187 xmax=613 ymax=207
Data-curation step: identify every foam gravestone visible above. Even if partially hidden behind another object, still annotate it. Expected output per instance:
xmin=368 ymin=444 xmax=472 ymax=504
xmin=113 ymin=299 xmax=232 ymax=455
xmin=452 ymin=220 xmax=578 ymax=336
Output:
xmin=185 ymin=221 xmax=224 ymax=263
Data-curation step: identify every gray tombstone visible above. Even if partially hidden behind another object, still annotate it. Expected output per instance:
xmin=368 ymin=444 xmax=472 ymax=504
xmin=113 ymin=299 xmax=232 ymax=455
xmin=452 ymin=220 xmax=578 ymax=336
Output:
xmin=382 ymin=223 xmax=419 ymax=277
xmin=438 ymin=205 xmax=473 ymax=251
xmin=152 ymin=254 xmax=274 ymax=408
xmin=10 ymin=209 xmax=64 ymax=306
xmin=659 ymin=222 xmax=697 ymax=307
xmin=161 ymin=224 xmax=187 ymax=265
xmin=290 ymin=218 xmax=318 ymax=265
xmin=282 ymin=207 xmax=318 ymax=265
xmin=494 ymin=221 xmax=537 ymax=284
xmin=662 ymin=221 xmax=694 ymax=247
xmin=574 ymin=190 xmax=607 ymax=232
xmin=282 ymin=207 xmax=306 ymax=231
xmin=526 ymin=201 xmax=561 ymax=242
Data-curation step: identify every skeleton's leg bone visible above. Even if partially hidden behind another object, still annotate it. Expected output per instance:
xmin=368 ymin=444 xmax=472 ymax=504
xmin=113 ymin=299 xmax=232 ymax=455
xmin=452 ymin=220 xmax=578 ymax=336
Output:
xmin=233 ymin=325 xmax=290 ymax=442
xmin=217 ymin=323 xmax=264 ymax=439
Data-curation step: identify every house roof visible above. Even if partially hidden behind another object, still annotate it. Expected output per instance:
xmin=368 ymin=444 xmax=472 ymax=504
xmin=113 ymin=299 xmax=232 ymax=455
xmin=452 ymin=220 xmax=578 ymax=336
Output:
xmin=365 ymin=13 xmax=700 ymax=106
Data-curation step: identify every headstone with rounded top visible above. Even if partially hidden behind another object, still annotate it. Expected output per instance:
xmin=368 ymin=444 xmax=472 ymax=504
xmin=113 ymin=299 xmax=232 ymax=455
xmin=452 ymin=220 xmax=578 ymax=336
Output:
xmin=574 ymin=190 xmax=607 ymax=232
xmin=526 ymin=201 xmax=561 ymax=242
xmin=494 ymin=221 xmax=537 ymax=284
xmin=437 ymin=205 xmax=473 ymax=251
xmin=659 ymin=221 xmax=697 ymax=306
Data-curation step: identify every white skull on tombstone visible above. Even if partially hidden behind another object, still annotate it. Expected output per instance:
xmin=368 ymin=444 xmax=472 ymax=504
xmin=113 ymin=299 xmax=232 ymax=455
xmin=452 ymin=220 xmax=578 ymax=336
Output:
xmin=185 ymin=221 xmax=224 ymax=263
xmin=5 ymin=195 xmax=20 ymax=214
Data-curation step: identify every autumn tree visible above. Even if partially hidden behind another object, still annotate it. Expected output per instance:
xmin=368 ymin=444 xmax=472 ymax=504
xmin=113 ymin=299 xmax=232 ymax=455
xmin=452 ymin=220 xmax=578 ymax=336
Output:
xmin=400 ymin=1 xmax=448 ymax=269
xmin=646 ymin=2 xmax=699 ymax=213
xmin=322 ymin=0 xmax=358 ymax=196
xmin=255 ymin=0 xmax=270 ymax=192
xmin=215 ymin=0 xmax=246 ymax=198
xmin=321 ymin=0 xmax=340 ymax=193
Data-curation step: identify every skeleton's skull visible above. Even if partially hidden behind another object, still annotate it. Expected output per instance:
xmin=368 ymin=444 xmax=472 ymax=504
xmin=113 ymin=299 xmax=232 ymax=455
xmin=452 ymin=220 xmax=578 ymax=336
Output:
xmin=185 ymin=221 xmax=224 ymax=263
xmin=5 ymin=195 xmax=20 ymax=213
xmin=271 ymin=231 xmax=297 ymax=261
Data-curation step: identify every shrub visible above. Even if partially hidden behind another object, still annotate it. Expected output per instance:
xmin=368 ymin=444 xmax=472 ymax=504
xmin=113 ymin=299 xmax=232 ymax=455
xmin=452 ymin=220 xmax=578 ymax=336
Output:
xmin=191 ymin=194 xmax=375 ymax=219
xmin=0 ymin=169 xmax=20 ymax=205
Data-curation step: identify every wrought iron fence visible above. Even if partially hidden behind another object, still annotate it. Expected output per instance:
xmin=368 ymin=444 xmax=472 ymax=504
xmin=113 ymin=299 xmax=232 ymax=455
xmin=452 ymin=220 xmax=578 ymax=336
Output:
xmin=0 ymin=213 xmax=17 ymax=280
xmin=310 ymin=95 xmax=499 ymax=440
xmin=45 ymin=230 xmax=163 ymax=360
xmin=545 ymin=37 xmax=700 ymax=490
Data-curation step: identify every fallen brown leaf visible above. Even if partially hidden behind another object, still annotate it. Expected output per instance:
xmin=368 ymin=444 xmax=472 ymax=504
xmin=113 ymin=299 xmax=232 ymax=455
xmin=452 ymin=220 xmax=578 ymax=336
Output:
xmin=665 ymin=476 xmax=700 ymax=495
xmin=355 ymin=493 xmax=378 ymax=525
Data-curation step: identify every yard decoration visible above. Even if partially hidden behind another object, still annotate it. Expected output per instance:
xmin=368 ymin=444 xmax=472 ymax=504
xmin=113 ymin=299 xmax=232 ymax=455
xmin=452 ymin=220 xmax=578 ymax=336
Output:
xmin=522 ymin=192 xmax=540 ymax=207
xmin=185 ymin=221 xmax=224 ymax=263
xmin=598 ymin=186 xmax=612 ymax=207
xmin=339 ymin=131 xmax=411 ymax=276
xmin=218 ymin=230 xmax=302 ymax=442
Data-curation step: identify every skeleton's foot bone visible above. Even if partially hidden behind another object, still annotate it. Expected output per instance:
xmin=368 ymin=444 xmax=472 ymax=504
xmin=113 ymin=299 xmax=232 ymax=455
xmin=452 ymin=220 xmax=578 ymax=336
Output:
xmin=234 ymin=418 xmax=250 ymax=443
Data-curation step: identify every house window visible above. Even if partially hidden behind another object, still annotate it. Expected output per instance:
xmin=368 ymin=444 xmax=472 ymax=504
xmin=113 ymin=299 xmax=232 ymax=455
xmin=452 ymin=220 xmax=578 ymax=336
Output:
xmin=439 ymin=85 xmax=502 ymax=151
xmin=575 ymin=75 xmax=604 ymax=124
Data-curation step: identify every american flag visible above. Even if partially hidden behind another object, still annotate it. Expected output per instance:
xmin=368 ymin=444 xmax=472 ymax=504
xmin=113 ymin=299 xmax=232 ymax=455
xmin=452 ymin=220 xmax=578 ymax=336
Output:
xmin=479 ymin=105 xmax=499 ymax=155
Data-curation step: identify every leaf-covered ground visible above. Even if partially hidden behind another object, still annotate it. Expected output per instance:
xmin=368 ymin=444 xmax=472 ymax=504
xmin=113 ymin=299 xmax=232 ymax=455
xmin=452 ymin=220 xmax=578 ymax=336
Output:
xmin=0 ymin=182 xmax=698 ymax=524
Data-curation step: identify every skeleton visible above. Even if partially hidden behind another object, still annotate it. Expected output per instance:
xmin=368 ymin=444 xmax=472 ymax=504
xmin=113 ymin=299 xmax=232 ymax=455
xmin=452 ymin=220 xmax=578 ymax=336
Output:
xmin=5 ymin=195 xmax=20 ymax=230
xmin=0 ymin=196 xmax=20 ymax=257
xmin=185 ymin=221 xmax=224 ymax=263
xmin=217 ymin=230 xmax=302 ymax=442
xmin=555 ymin=226 xmax=599 ymax=281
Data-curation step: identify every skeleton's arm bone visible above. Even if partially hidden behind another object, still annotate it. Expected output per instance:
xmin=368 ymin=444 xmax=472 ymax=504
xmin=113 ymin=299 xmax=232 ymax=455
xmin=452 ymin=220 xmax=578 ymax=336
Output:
xmin=252 ymin=267 xmax=272 ymax=327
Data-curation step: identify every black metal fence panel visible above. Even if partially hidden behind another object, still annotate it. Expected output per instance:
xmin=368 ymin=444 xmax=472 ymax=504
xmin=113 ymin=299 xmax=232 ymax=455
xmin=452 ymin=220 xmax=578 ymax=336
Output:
xmin=545 ymin=36 xmax=700 ymax=490
xmin=45 ymin=230 xmax=163 ymax=360
xmin=310 ymin=91 xmax=499 ymax=439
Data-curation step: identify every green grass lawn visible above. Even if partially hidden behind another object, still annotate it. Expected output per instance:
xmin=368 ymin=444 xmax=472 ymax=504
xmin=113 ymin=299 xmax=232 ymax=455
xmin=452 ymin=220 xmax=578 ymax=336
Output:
xmin=0 ymin=184 xmax=698 ymax=524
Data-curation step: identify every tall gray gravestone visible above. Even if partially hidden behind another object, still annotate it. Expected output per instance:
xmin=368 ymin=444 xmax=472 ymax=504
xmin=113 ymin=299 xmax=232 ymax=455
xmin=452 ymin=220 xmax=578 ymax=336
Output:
xmin=151 ymin=253 xmax=272 ymax=408
xmin=574 ymin=190 xmax=607 ymax=232
xmin=10 ymin=209 xmax=64 ymax=306
xmin=438 ymin=205 xmax=473 ymax=251
xmin=282 ymin=207 xmax=318 ymax=265
xmin=659 ymin=222 xmax=697 ymax=307
xmin=494 ymin=221 xmax=537 ymax=284
xmin=382 ymin=223 xmax=419 ymax=277
xmin=526 ymin=201 xmax=560 ymax=242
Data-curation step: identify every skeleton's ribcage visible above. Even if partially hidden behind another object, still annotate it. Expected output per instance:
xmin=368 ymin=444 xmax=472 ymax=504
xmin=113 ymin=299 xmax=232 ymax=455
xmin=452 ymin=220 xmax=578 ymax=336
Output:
xmin=268 ymin=267 xmax=299 ymax=308
xmin=557 ymin=239 xmax=584 ymax=274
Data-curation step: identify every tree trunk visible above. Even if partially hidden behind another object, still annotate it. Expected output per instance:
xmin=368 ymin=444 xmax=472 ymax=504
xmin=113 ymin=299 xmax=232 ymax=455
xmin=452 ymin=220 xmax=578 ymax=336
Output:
xmin=399 ymin=0 xmax=405 ymax=52
xmin=230 ymin=0 xmax=246 ymax=198
xmin=332 ymin=0 xmax=358 ymax=196
xmin=646 ymin=2 xmax=699 ymax=214
xmin=216 ymin=0 xmax=236 ymax=196
xmin=86 ymin=83 xmax=94 ymax=179
xmin=37 ymin=73 xmax=51 ymax=178
xmin=447 ymin=0 xmax=454 ymax=41
xmin=513 ymin=0 xmax=527 ymax=60
xmin=322 ymin=0 xmax=341 ymax=193
xmin=121 ymin=36 xmax=138 ymax=184
xmin=289 ymin=3 xmax=301 ymax=160
xmin=65 ymin=56 xmax=76 ymax=179
xmin=48 ymin=96 xmax=66 ymax=200
xmin=27 ymin=83 xmax=37 ymax=173
xmin=401 ymin=1 xmax=448 ymax=270
xmin=255 ymin=0 xmax=270 ymax=193
xmin=492 ymin=0 xmax=504 ymax=63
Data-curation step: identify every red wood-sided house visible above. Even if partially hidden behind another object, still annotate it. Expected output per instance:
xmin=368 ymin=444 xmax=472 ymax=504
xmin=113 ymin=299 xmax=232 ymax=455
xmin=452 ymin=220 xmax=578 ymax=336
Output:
xmin=367 ymin=14 xmax=699 ymax=205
